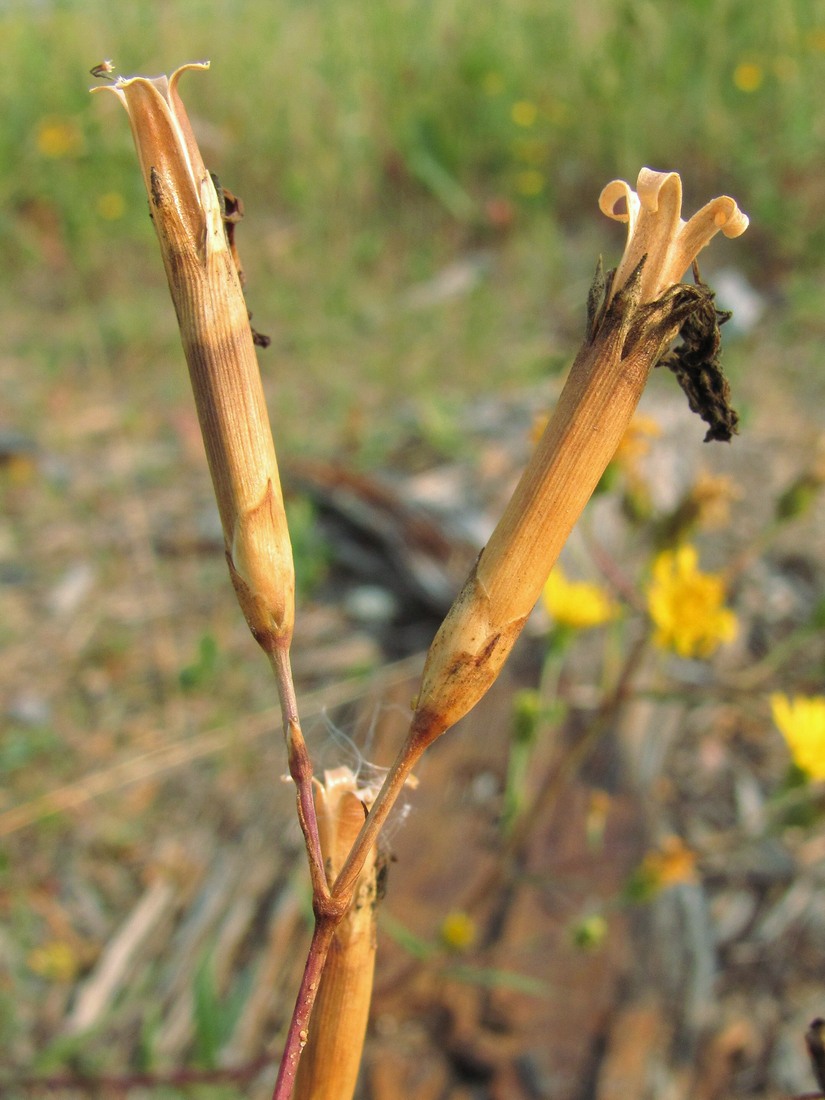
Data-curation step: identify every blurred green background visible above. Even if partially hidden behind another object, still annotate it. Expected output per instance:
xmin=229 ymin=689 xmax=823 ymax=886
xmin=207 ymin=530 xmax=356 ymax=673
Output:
xmin=4 ymin=0 xmax=824 ymax=462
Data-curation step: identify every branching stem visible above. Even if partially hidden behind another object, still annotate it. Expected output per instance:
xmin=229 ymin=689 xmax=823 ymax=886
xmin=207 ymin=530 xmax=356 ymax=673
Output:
xmin=269 ymin=643 xmax=329 ymax=902
xmin=332 ymin=728 xmax=426 ymax=901
xmin=271 ymin=919 xmax=336 ymax=1100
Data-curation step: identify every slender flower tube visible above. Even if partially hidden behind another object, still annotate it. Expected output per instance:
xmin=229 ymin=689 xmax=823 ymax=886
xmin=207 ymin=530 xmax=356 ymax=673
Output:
xmin=408 ymin=169 xmax=748 ymax=747
xmin=93 ymin=64 xmax=295 ymax=651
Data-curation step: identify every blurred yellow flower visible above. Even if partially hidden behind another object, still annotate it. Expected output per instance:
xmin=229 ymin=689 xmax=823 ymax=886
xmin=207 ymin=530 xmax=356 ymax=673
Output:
xmin=770 ymin=694 xmax=825 ymax=780
xmin=571 ymin=913 xmax=607 ymax=950
xmin=647 ymin=545 xmax=737 ymax=658
xmin=36 ymin=116 xmax=84 ymax=158
xmin=611 ymin=414 xmax=661 ymax=481
xmin=657 ymin=471 xmax=742 ymax=547
xmin=515 ymin=168 xmax=545 ymax=196
xmin=96 ymin=191 xmax=126 ymax=220
xmin=542 ymin=566 xmax=619 ymax=629
xmin=684 ymin=471 xmax=740 ymax=530
xmin=733 ymin=62 xmax=764 ymax=92
xmin=806 ymin=28 xmax=825 ymax=52
xmin=640 ymin=835 xmax=698 ymax=888
xmin=585 ymin=789 xmax=612 ymax=849
xmin=511 ymin=100 xmax=538 ymax=127
xmin=483 ymin=71 xmax=504 ymax=95
xmin=28 ymin=940 xmax=79 ymax=982
xmin=530 ymin=411 xmax=549 ymax=445
xmin=440 ymin=910 xmax=477 ymax=952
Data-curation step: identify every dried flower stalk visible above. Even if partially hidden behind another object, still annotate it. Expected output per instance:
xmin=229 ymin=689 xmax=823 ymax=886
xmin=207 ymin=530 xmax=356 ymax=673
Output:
xmin=293 ymin=769 xmax=382 ymax=1100
xmin=334 ymin=169 xmax=748 ymax=900
xmin=95 ymin=68 xmax=750 ymax=1099
xmin=91 ymin=64 xmax=382 ymax=1095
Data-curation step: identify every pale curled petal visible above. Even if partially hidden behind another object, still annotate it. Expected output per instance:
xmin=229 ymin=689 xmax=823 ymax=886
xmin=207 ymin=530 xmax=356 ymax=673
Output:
xmin=666 ymin=195 xmax=749 ymax=290
xmin=599 ymin=168 xmax=748 ymax=304
xmin=600 ymin=170 xmax=683 ymax=301
xmin=599 ymin=178 xmax=640 ymax=229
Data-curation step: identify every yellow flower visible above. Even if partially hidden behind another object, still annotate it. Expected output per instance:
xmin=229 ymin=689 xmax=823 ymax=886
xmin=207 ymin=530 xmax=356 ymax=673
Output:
xmin=511 ymin=100 xmax=538 ymax=127
xmin=684 ymin=471 xmax=740 ymax=530
xmin=36 ymin=116 xmax=84 ymax=158
xmin=640 ymin=835 xmax=698 ymax=887
xmin=770 ymin=694 xmax=825 ymax=780
xmin=542 ymin=566 xmax=618 ymax=629
xmin=571 ymin=913 xmax=607 ymax=950
xmin=647 ymin=545 xmax=737 ymax=658
xmin=515 ymin=169 xmax=545 ymax=196
xmin=440 ymin=910 xmax=477 ymax=952
xmin=96 ymin=191 xmax=126 ymax=220
xmin=28 ymin=941 xmax=79 ymax=982
xmin=733 ymin=61 xmax=764 ymax=92
xmin=625 ymin=835 xmax=698 ymax=905
xmin=611 ymin=414 xmax=662 ymax=482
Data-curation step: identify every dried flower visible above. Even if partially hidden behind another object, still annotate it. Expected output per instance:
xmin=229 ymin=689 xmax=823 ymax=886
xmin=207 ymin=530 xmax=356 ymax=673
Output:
xmin=93 ymin=64 xmax=294 ymax=651
xmin=599 ymin=168 xmax=748 ymax=306
xmin=770 ymin=694 xmax=825 ymax=781
xmin=647 ymin=545 xmax=737 ymax=658
xmin=408 ymin=171 xmax=747 ymax=746
xmin=542 ymin=566 xmax=619 ymax=629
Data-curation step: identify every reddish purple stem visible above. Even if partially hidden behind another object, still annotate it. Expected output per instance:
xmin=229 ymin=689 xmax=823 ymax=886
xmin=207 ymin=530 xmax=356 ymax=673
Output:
xmin=271 ymin=919 xmax=336 ymax=1100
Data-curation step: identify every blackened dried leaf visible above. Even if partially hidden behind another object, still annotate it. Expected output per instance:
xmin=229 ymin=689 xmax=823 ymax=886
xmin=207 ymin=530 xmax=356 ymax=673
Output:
xmin=656 ymin=270 xmax=738 ymax=443
xmin=252 ymin=325 xmax=271 ymax=349
xmin=807 ymin=1018 xmax=825 ymax=1093
xmin=586 ymin=256 xmax=605 ymax=340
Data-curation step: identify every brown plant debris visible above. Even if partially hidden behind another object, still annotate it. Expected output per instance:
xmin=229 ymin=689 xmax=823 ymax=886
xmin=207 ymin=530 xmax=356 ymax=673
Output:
xmin=209 ymin=171 xmax=271 ymax=348
xmin=656 ymin=264 xmax=738 ymax=443
xmin=806 ymin=1018 xmax=825 ymax=1093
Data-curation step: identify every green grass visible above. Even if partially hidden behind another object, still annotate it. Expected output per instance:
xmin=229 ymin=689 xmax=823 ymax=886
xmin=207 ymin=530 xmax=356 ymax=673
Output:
xmin=1 ymin=0 xmax=822 ymax=459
